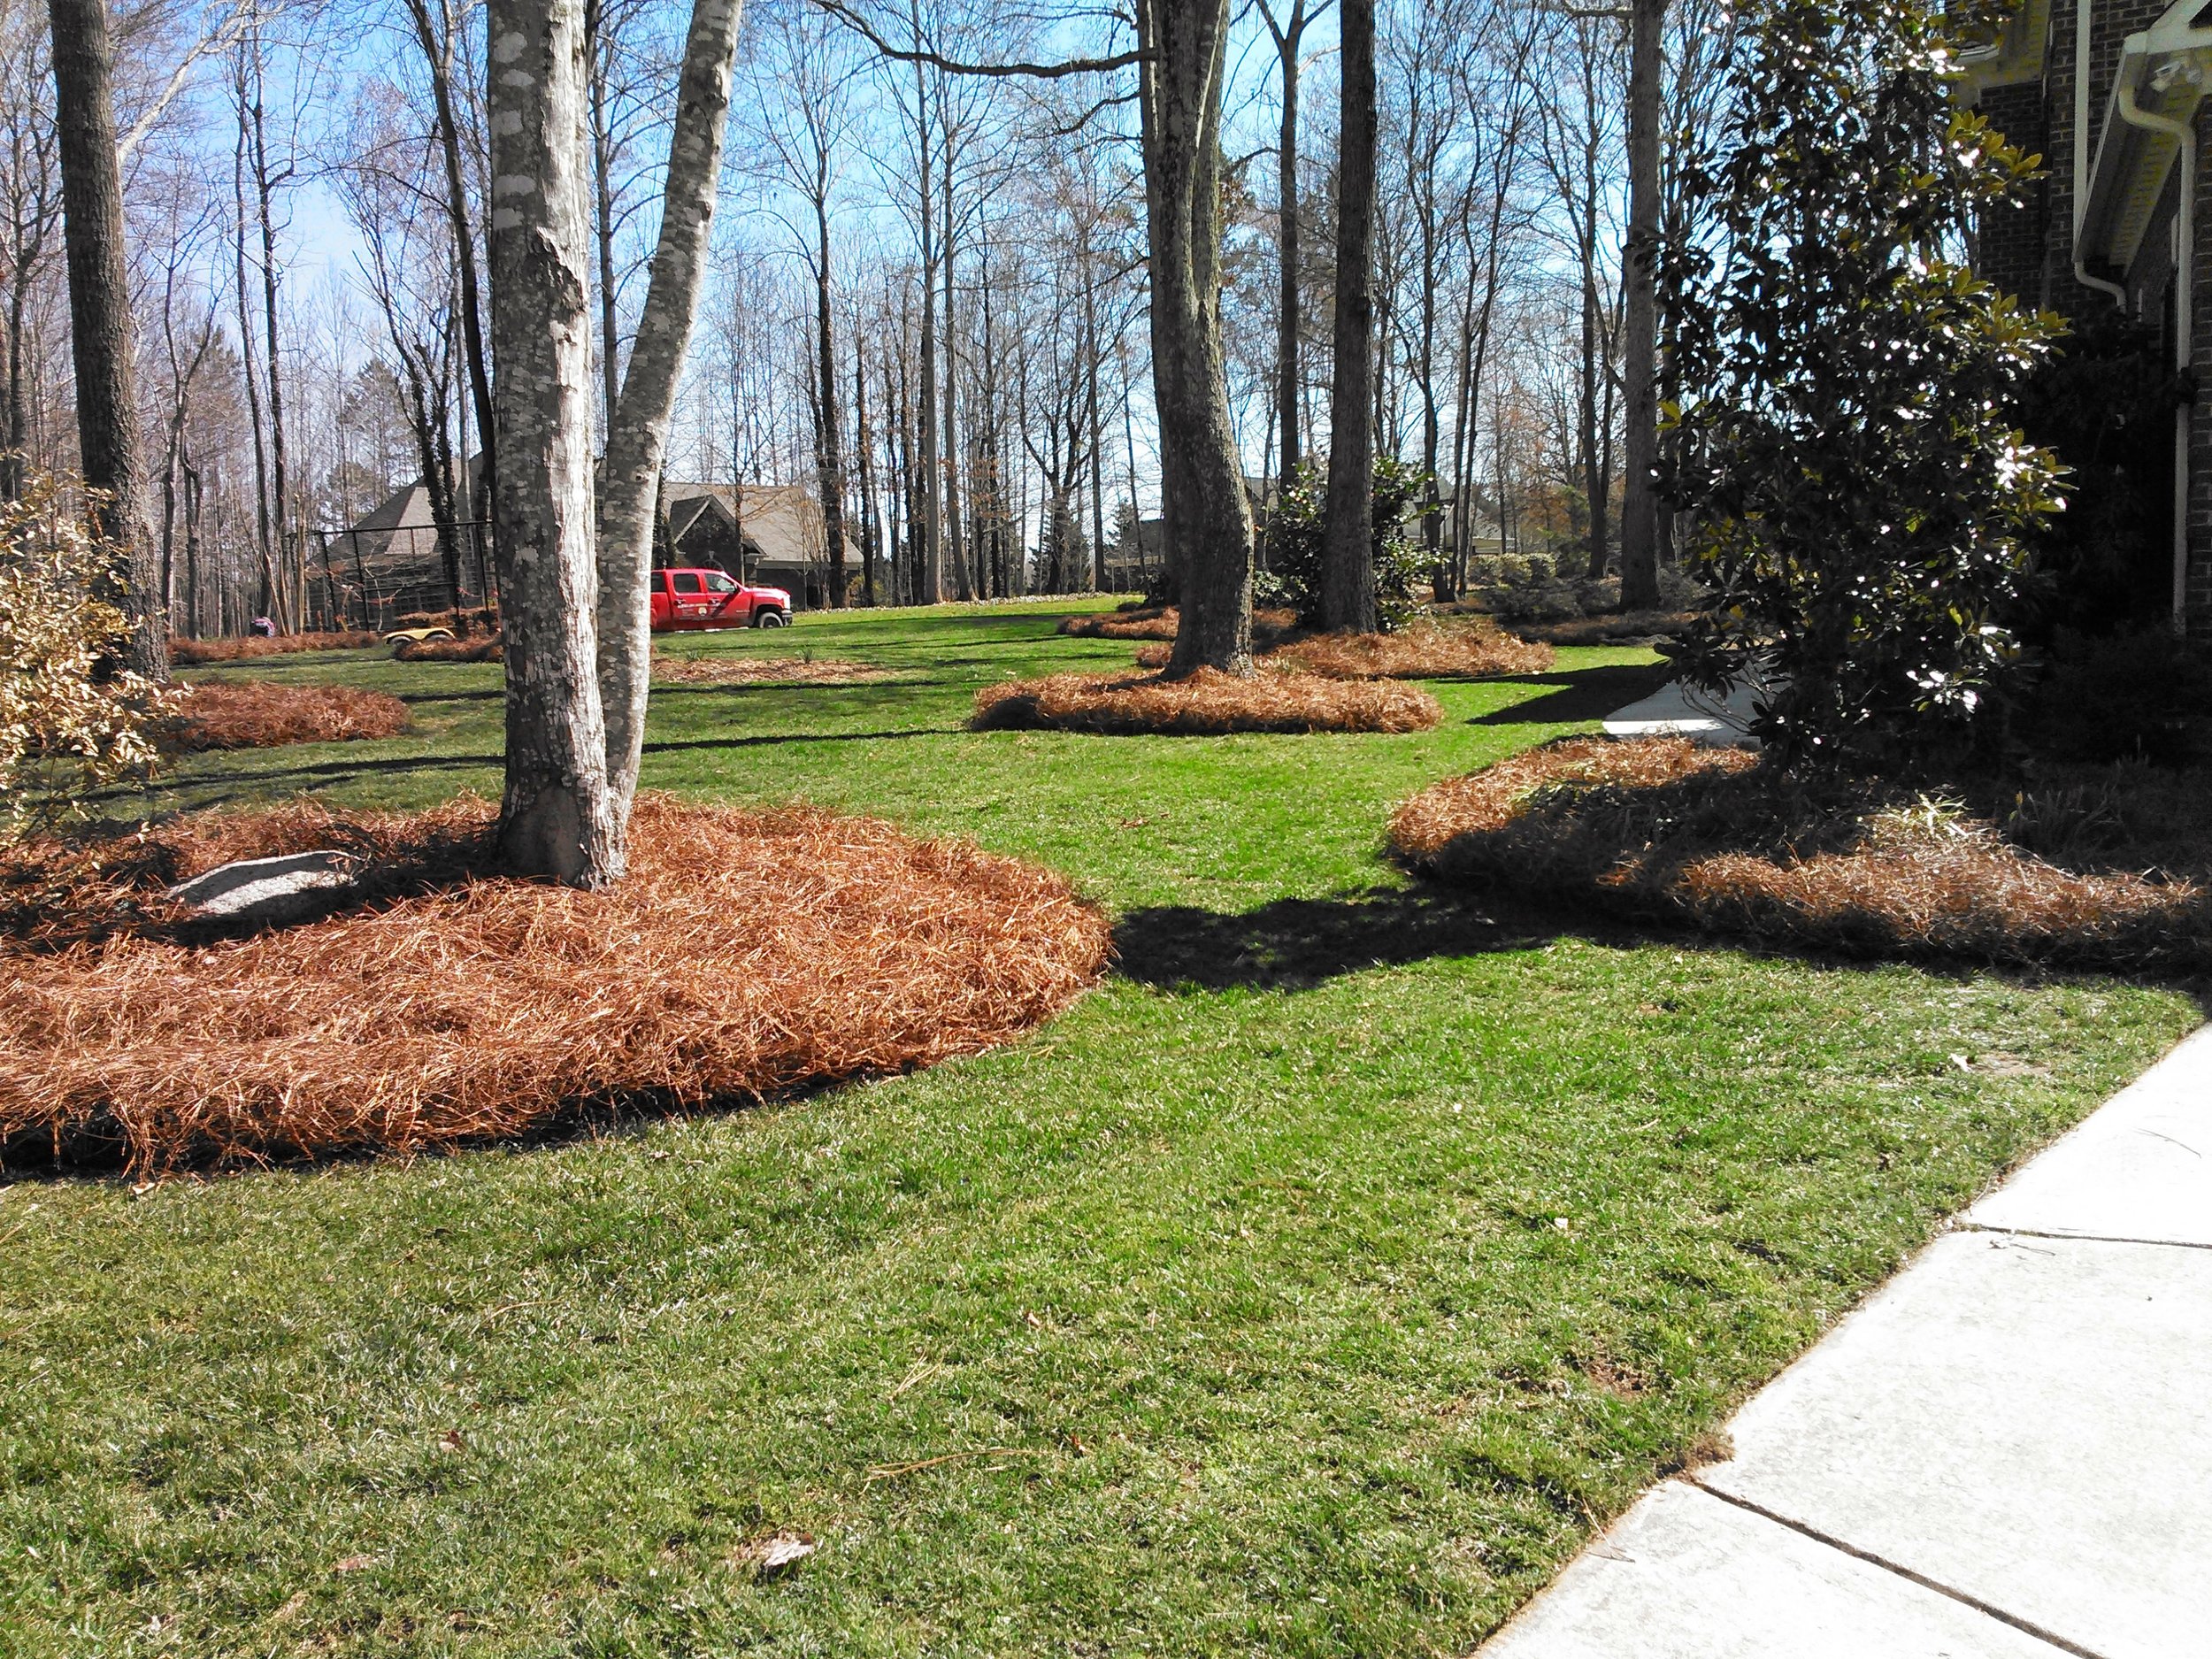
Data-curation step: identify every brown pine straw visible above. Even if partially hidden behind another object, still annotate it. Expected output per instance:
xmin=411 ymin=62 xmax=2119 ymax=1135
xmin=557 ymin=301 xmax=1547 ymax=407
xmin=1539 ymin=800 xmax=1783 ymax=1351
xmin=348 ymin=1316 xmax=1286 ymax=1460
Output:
xmin=1390 ymin=736 xmax=2212 ymax=972
xmin=170 ymin=681 xmax=411 ymax=750
xmin=1136 ymin=620 xmax=1555 ymax=680
xmin=0 ymin=795 xmax=1110 ymax=1174
xmin=169 ymin=631 xmax=381 ymax=664
xmin=393 ymin=635 xmax=503 ymax=663
xmin=653 ymin=657 xmax=887 ymax=686
xmin=1057 ymin=605 xmax=1301 ymax=643
xmin=973 ymin=666 xmax=1442 ymax=735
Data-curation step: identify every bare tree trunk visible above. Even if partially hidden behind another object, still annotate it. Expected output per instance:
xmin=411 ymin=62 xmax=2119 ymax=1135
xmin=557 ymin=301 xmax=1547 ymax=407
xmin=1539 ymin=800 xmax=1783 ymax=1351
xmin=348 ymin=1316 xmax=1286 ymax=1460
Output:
xmin=915 ymin=111 xmax=942 ymax=600
xmin=1617 ymin=0 xmax=1663 ymax=610
xmin=594 ymin=0 xmax=745 ymax=812
xmin=1261 ymin=0 xmax=1310 ymax=488
xmin=855 ymin=337 xmax=877 ymax=603
xmin=1321 ymin=0 xmax=1377 ymax=634
xmin=813 ymin=195 xmax=847 ymax=605
xmin=405 ymin=0 xmax=498 ymax=556
xmin=1138 ymin=0 xmax=1254 ymax=673
xmin=589 ymin=12 xmax=621 ymax=434
xmin=247 ymin=54 xmax=293 ymax=629
xmin=940 ymin=144 xmax=969 ymax=602
xmin=49 ymin=0 xmax=165 ymax=677
xmin=488 ymin=0 xmax=618 ymax=885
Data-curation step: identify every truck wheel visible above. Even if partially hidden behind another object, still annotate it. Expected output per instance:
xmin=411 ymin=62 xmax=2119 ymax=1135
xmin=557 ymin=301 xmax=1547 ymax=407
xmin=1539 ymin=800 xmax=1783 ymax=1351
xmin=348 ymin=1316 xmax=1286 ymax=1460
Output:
xmin=754 ymin=610 xmax=787 ymax=628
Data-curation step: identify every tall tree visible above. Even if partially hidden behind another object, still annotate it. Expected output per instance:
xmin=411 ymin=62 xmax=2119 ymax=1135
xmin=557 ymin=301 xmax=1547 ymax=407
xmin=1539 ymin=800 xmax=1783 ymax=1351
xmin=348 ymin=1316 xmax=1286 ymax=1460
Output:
xmin=1136 ymin=0 xmax=1255 ymax=672
xmin=1257 ymin=0 xmax=1327 ymax=490
xmin=487 ymin=0 xmax=614 ymax=882
xmin=1320 ymin=0 xmax=1378 ymax=632
xmin=595 ymin=0 xmax=746 ymax=812
xmin=47 ymin=0 xmax=165 ymax=679
xmin=1617 ymin=0 xmax=1664 ymax=610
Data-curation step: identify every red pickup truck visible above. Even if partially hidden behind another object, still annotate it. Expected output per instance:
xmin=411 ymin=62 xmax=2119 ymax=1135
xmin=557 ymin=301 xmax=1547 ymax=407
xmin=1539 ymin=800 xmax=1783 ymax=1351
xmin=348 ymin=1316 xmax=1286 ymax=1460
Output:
xmin=649 ymin=567 xmax=792 ymax=631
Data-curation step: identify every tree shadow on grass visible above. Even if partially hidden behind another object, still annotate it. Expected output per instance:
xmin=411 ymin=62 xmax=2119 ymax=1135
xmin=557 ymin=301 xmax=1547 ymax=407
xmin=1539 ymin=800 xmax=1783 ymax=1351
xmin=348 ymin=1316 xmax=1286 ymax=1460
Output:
xmin=1114 ymin=886 xmax=1570 ymax=992
xmin=1469 ymin=661 xmax=1671 ymax=726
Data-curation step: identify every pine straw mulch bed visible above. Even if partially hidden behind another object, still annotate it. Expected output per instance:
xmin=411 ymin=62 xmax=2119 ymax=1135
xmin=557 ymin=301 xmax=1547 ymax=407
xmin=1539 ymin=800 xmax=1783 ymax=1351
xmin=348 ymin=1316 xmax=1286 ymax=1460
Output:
xmin=973 ymin=665 xmax=1442 ymax=735
xmin=169 ymin=631 xmax=382 ymax=664
xmin=1389 ymin=736 xmax=2212 ymax=974
xmin=1505 ymin=610 xmax=1702 ymax=648
xmin=653 ymin=656 xmax=889 ymax=686
xmin=0 ymin=795 xmax=1110 ymax=1175
xmin=1058 ymin=604 xmax=1301 ymax=643
xmin=393 ymin=634 xmax=503 ymax=663
xmin=169 ymin=681 xmax=411 ymax=750
xmin=1135 ymin=619 xmax=1555 ymax=680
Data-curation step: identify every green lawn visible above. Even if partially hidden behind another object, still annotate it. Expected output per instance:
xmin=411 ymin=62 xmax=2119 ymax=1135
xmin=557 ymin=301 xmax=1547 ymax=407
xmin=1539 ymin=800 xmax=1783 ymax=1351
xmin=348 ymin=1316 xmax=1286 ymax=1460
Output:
xmin=2 ymin=600 xmax=2195 ymax=1656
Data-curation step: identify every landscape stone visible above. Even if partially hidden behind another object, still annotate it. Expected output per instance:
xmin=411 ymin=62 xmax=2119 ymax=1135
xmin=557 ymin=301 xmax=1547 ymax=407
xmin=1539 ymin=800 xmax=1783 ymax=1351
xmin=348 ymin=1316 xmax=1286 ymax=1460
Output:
xmin=165 ymin=850 xmax=361 ymax=928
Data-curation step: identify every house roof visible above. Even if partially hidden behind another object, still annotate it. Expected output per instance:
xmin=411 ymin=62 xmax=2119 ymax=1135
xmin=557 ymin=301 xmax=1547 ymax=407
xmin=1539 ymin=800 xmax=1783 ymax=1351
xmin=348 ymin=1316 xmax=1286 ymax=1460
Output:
xmin=2079 ymin=3 xmax=2212 ymax=273
xmin=664 ymin=482 xmax=856 ymax=568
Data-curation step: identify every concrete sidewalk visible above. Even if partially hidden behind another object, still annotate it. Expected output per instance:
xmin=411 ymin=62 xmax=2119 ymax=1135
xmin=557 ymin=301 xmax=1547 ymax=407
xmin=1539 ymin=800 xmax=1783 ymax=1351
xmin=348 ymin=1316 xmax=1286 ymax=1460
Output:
xmin=1478 ymin=1025 xmax=2212 ymax=1659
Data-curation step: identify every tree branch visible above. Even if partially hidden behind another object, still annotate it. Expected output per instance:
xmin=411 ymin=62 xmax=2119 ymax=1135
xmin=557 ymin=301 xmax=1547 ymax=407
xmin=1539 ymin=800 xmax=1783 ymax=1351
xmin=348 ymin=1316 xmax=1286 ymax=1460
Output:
xmin=810 ymin=0 xmax=1146 ymax=78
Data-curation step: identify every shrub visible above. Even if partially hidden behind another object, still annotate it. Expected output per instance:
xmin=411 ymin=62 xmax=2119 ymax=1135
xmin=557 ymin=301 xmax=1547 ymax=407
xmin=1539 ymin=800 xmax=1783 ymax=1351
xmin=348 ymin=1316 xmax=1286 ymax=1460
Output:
xmin=1662 ymin=0 xmax=2062 ymax=764
xmin=972 ymin=667 xmax=1442 ymax=735
xmin=169 ymin=682 xmax=411 ymax=749
xmin=170 ymin=631 xmax=381 ymax=664
xmin=0 ymin=795 xmax=1111 ymax=1174
xmin=0 ymin=474 xmax=169 ymax=841
xmin=1256 ymin=457 xmax=1436 ymax=631
xmin=1391 ymin=737 xmax=2212 ymax=972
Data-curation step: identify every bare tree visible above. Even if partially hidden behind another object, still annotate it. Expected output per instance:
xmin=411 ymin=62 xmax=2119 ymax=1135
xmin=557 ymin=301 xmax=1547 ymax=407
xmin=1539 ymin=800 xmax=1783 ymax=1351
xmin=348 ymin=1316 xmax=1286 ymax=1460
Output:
xmin=48 ymin=0 xmax=165 ymax=677
xmin=1321 ymin=0 xmax=1377 ymax=632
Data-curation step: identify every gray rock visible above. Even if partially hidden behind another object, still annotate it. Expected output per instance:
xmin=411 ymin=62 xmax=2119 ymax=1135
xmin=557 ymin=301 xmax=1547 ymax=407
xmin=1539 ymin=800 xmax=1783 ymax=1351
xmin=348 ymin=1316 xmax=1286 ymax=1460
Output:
xmin=165 ymin=850 xmax=361 ymax=928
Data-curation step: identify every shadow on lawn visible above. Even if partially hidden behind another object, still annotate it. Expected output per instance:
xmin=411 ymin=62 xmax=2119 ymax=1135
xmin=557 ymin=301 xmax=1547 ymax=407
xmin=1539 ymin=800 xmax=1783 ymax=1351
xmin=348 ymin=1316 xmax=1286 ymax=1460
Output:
xmin=1114 ymin=887 xmax=1565 ymax=992
xmin=1469 ymin=661 xmax=1671 ymax=726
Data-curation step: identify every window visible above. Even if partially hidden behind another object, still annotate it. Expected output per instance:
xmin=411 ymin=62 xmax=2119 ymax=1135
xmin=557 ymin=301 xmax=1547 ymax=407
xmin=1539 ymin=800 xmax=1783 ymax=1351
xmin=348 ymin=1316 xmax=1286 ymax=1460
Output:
xmin=703 ymin=572 xmax=738 ymax=594
xmin=671 ymin=572 xmax=703 ymax=595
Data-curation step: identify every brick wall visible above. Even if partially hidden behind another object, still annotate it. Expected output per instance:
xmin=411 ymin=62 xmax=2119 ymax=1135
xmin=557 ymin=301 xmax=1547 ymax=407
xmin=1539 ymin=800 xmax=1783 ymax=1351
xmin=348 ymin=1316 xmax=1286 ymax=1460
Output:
xmin=1977 ymin=81 xmax=2050 ymax=304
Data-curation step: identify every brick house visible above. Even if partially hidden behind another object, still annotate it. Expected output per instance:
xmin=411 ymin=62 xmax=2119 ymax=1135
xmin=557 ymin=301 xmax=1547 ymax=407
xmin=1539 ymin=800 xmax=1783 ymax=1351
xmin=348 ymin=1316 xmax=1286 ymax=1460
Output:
xmin=1964 ymin=0 xmax=2212 ymax=634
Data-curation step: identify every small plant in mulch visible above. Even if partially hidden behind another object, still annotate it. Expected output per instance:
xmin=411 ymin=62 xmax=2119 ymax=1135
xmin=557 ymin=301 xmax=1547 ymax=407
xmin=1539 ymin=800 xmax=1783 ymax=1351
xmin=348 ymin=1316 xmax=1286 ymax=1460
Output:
xmin=0 ymin=795 xmax=1110 ymax=1174
xmin=1135 ymin=619 xmax=1553 ymax=680
xmin=973 ymin=666 xmax=1441 ymax=736
xmin=652 ymin=656 xmax=887 ymax=687
xmin=392 ymin=634 xmax=503 ymax=664
xmin=1390 ymin=737 xmax=2212 ymax=973
xmin=169 ymin=631 xmax=383 ymax=664
xmin=168 ymin=682 xmax=411 ymax=750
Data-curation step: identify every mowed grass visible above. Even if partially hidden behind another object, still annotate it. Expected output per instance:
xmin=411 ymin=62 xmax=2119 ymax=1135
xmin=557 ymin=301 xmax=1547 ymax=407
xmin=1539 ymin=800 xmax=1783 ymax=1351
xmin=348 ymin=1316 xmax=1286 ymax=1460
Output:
xmin=3 ymin=601 xmax=2197 ymax=1656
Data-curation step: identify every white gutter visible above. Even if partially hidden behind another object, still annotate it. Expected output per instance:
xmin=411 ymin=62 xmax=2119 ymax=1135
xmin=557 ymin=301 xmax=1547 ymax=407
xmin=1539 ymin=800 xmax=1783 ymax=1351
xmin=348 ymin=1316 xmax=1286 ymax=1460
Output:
xmin=2113 ymin=73 xmax=2196 ymax=626
xmin=2075 ymin=0 xmax=2130 ymax=305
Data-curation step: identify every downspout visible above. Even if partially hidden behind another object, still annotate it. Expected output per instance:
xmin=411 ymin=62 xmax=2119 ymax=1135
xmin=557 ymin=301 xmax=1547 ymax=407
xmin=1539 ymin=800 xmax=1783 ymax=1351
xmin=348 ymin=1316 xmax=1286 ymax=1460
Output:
xmin=2114 ymin=73 xmax=2196 ymax=626
xmin=2075 ymin=0 xmax=2130 ymax=305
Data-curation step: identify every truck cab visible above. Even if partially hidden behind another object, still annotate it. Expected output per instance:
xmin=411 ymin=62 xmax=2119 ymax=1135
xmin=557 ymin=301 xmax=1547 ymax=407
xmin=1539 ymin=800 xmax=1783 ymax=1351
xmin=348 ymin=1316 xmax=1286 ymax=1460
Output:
xmin=649 ymin=567 xmax=792 ymax=632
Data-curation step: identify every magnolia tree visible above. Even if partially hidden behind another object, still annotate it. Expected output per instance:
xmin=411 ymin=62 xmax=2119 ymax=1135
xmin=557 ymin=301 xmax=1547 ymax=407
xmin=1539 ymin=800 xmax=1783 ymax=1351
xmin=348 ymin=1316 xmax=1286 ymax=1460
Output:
xmin=1662 ymin=0 xmax=2062 ymax=764
xmin=487 ymin=0 xmax=743 ymax=885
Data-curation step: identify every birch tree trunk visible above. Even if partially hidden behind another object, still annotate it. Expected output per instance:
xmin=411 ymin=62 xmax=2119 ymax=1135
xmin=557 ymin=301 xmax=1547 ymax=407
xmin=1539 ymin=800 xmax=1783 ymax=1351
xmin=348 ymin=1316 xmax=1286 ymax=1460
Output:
xmin=1321 ymin=0 xmax=1378 ymax=633
xmin=488 ymin=0 xmax=618 ymax=884
xmin=1137 ymin=0 xmax=1254 ymax=675
xmin=594 ymin=0 xmax=744 ymax=813
xmin=48 ymin=0 xmax=165 ymax=679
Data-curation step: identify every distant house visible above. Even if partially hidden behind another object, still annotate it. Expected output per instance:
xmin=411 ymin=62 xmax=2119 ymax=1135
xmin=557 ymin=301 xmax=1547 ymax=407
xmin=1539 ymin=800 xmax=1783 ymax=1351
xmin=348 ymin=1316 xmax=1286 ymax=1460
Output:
xmin=330 ymin=472 xmax=856 ymax=621
xmin=661 ymin=481 xmax=860 ymax=611
xmin=326 ymin=470 xmax=489 ymax=626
